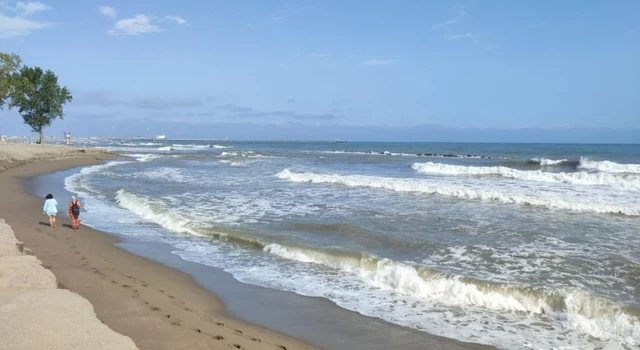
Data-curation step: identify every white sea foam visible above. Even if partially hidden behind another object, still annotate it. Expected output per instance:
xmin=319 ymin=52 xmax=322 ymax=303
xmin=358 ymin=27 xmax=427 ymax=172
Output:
xmin=138 ymin=142 xmax=162 ymax=146
xmin=411 ymin=162 xmax=640 ymax=191
xmin=579 ymin=157 xmax=640 ymax=174
xmin=115 ymin=189 xmax=197 ymax=235
xmin=263 ymin=243 xmax=640 ymax=348
xmin=531 ymin=158 xmax=569 ymax=166
xmin=64 ymin=160 xmax=132 ymax=199
xmin=276 ymin=169 xmax=640 ymax=216
xmin=170 ymin=144 xmax=230 ymax=149
xmin=158 ymin=146 xmax=173 ymax=151
xmin=136 ymin=167 xmax=189 ymax=182
xmin=126 ymin=153 xmax=161 ymax=162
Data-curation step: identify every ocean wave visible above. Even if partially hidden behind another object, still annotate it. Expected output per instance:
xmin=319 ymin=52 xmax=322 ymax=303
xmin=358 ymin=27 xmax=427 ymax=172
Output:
xmin=126 ymin=153 xmax=162 ymax=162
xmin=528 ymin=158 xmax=578 ymax=167
xmin=114 ymin=190 xmax=261 ymax=247
xmin=316 ymin=150 xmax=500 ymax=159
xmin=263 ymin=243 xmax=640 ymax=347
xmin=579 ymin=157 xmax=640 ymax=174
xmin=64 ymin=161 xmax=132 ymax=197
xmin=219 ymin=159 xmax=249 ymax=167
xmin=171 ymin=144 xmax=231 ymax=149
xmin=138 ymin=142 xmax=162 ymax=146
xmin=106 ymin=187 xmax=640 ymax=348
xmin=276 ymin=169 xmax=640 ymax=216
xmin=411 ymin=162 xmax=640 ymax=191
xmin=219 ymin=151 xmax=274 ymax=159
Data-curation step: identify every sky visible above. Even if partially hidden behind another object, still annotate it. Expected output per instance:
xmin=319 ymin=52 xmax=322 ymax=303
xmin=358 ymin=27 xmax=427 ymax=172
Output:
xmin=0 ymin=0 xmax=639 ymax=142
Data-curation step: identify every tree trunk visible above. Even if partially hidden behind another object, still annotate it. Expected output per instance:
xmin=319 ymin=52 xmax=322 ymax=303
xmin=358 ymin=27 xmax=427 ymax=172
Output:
xmin=38 ymin=130 xmax=44 ymax=144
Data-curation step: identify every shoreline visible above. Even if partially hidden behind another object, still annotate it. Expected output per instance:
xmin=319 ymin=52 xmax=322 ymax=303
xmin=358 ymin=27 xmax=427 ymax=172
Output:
xmin=0 ymin=153 xmax=315 ymax=350
xmin=0 ymin=145 xmax=493 ymax=350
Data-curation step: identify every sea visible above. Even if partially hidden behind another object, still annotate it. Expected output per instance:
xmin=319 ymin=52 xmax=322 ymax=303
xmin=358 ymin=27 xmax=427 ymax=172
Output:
xmin=63 ymin=140 xmax=640 ymax=350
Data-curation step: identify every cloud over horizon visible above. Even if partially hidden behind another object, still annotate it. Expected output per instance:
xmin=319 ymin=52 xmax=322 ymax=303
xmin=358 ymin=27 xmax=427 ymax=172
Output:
xmin=79 ymin=90 xmax=215 ymax=109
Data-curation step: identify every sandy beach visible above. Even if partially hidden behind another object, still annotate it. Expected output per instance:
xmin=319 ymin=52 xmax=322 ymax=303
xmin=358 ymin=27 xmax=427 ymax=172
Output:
xmin=0 ymin=144 xmax=493 ymax=350
xmin=0 ymin=144 xmax=316 ymax=350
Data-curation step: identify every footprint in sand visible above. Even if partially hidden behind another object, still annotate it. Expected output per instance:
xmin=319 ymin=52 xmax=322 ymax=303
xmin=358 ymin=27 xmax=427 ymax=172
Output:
xmin=213 ymin=335 xmax=224 ymax=340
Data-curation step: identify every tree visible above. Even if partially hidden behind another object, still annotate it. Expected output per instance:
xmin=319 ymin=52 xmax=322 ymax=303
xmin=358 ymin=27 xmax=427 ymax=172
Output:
xmin=0 ymin=53 xmax=22 ymax=109
xmin=9 ymin=66 xmax=72 ymax=144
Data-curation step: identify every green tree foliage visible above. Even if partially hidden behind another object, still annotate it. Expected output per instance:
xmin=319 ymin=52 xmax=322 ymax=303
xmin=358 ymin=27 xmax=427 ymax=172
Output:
xmin=0 ymin=52 xmax=22 ymax=109
xmin=9 ymin=66 xmax=72 ymax=144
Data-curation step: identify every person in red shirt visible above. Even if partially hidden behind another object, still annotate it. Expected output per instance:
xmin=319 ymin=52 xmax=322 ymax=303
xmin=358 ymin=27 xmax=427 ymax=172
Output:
xmin=67 ymin=196 xmax=82 ymax=230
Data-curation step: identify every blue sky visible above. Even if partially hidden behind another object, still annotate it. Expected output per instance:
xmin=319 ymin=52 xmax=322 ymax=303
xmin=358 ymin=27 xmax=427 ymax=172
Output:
xmin=1 ymin=0 xmax=639 ymax=142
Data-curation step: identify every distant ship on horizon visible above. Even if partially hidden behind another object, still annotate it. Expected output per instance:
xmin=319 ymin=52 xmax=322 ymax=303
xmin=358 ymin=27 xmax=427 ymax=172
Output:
xmin=154 ymin=135 xmax=167 ymax=141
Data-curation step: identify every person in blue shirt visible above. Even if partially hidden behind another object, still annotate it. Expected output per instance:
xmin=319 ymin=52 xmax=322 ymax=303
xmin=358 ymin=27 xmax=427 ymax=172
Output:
xmin=42 ymin=193 xmax=58 ymax=227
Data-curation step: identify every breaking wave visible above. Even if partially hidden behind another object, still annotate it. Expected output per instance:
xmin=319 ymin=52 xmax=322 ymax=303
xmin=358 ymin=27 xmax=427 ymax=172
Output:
xmin=411 ymin=162 xmax=640 ymax=191
xmin=316 ymin=150 xmax=500 ymax=159
xmin=579 ymin=157 xmax=640 ymax=174
xmin=98 ymin=186 xmax=640 ymax=349
xmin=114 ymin=189 xmax=261 ymax=247
xmin=276 ymin=169 xmax=640 ymax=216
xmin=263 ymin=243 xmax=640 ymax=348
xmin=126 ymin=153 xmax=162 ymax=162
xmin=527 ymin=158 xmax=579 ymax=167
xmin=103 ymin=189 xmax=640 ymax=348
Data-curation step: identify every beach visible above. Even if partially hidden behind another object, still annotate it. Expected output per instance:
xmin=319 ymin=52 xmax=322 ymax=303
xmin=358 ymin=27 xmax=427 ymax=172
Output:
xmin=0 ymin=145 xmax=315 ymax=350
xmin=0 ymin=144 xmax=491 ymax=349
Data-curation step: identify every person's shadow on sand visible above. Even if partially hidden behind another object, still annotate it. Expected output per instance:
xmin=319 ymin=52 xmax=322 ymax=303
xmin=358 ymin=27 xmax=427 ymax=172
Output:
xmin=39 ymin=221 xmax=73 ymax=229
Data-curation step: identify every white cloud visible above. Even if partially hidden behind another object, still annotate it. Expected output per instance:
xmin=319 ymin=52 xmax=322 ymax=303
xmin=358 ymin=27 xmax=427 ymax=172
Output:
xmin=0 ymin=12 xmax=51 ymax=38
xmin=432 ymin=19 xmax=457 ymax=29
xmin=99 ymin=6 xmax=116 ymax=18
xmin=164 ymin=15 xmax=187 ymax=25
xmin=16 ymin=1 xmax=49 ymax=16
xmin=108 ymin=14 xmax=162 ymax=36
xmin=446 ymin=32 xmax=481 ymax=39
xmin=361 ymin=59 xmax=393 ymax=66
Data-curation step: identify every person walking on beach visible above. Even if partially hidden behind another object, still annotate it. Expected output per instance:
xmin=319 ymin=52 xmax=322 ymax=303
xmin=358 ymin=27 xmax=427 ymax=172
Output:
xmin=68 ymin=196 xmax=82 ymax=230
xmin=42 ymin=194 xmax=58 ymax=227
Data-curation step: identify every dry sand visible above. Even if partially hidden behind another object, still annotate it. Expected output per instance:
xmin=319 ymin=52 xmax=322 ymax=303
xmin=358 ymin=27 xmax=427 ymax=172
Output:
xmin=0 ymin=144 xmax=315 ymax=350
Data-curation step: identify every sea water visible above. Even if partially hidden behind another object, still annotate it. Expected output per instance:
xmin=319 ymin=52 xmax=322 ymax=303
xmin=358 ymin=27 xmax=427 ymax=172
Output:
xmin=64 ymin=140 xmax=640 ymax=349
